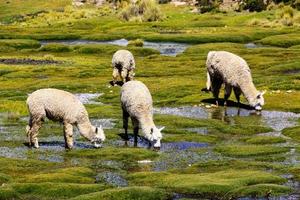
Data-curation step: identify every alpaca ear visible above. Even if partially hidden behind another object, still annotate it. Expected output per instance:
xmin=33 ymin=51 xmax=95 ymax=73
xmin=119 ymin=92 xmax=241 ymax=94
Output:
xmin=100 ymin=125 xmax=102 ymax=130
xmin=159 ymin=127 xmax=165 ymax=131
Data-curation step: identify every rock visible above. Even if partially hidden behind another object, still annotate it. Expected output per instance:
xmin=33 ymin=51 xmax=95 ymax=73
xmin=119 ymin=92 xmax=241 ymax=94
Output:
xmin=205 ymin=105 xmax=211 ymax=108
xmin=138 ymin=160 xmax=153 ymax=164
xmin=95 ymin=172 xmax=128 ymax=187
xmin=286 ymin=90 xmax=292 ymax=93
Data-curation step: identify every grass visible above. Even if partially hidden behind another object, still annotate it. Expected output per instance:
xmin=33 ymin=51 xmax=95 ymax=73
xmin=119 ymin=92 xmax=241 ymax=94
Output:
xmin=128 ymin=170 xmax=288 ymax=198
xmin=0 ymin=2 xmax=299 ymax=199
xmin=215 ymin=144 xmax=290 ymax=157
xmin=282 ymin=126 xmax=300 ymax=142
xmin=70 ymin=186 xmax=171 ymax=200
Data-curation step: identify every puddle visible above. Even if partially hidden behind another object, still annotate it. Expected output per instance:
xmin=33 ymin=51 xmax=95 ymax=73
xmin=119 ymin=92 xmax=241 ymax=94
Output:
xmin=155 ymin=106 xmax=300 ymax=131
xmin=75 ymin=93 xmax=103 ymax=105
xmin=143 ymin=41 xmax=188 ymax=56
xmin=0 ymin=58 xmax=61 ymax=65
xmin=161 ymin=141 xmax=208 ymax=151
xmin=40 ymin=39 xmax=189 ymax=56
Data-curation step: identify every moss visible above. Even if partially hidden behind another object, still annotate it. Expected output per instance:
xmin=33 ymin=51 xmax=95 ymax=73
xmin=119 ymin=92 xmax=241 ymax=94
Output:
xmin=65 ymin=147 xmax=159 ymax=166
xmin=215 ymin=145 xmax=290 ymax=157
xmin=0 ymin=39 xmax=40 ymax=49
xmin=128 ymin=170 xmax=287 ymax=198
xmin=39 ymin=43 xmax=72 ymax=52
xmin=0 ymin=157 xmax=57 ymax=177
xmin=186 ymin=160 xmax=284 ymax=173
xmin=0 ymin=173 xmax=11 ymax=185
xmin=18 ymin=167 xmax=95 ymax=183
xmin=0 ymin=185 xmax=19 ymax=200
xmin=244 ymin=136 xmax=286 ymax=144
xmin=228 ymin=184 xmax=291 ymax=198
xmin=259 ymin=34 xmax=300 ymax=47
xmin=282 ymin=126 xmax=300 ymax=142
xmin=13 ymin=182 xmax=106 ymax=199
xmin=70 ymin=186 xmax=170 ymax=200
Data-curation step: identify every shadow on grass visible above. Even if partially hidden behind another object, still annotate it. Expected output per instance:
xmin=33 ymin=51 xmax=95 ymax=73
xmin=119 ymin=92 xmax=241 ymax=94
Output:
xmin=201 ymin=98 xmax=253 ymax=110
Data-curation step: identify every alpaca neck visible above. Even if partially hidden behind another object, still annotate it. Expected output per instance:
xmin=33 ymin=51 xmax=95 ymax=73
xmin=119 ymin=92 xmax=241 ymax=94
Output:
xmin=140 ymin=115 xmax=155 ymax=136
xmin=240 ymin=81 xmax=259 ymax=106
xmin=77 ymin=121 xmax=93 ymax=140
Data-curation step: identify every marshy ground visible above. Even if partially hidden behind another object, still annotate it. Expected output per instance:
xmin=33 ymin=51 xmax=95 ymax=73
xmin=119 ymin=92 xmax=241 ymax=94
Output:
xmin=0 ymin=1 xmax=300 ymax=199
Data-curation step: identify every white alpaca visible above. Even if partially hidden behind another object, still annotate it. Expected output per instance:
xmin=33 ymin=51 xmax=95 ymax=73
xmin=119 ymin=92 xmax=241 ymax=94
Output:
xmin=26 ymin=88 xmax=105 ymax=149
xmin=120 ymin=81 xmax=164 ymax=148
xmin=111 ymin=50 xmax=135 ymax=86
xmin=206 ymin=51 xmax=265 ymax=110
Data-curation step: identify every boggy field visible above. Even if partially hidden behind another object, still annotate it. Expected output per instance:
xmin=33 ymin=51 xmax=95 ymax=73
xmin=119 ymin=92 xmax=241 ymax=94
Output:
xmin=0 ymin=1 xmax=300 ymax=199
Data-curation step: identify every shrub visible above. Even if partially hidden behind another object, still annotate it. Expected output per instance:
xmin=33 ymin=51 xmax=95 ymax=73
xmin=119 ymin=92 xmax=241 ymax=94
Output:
xmin=243 ymin=0 xmax=266 ymax=12
xmin=197 ymin=0 xmax=220 ymax=13
xmin=128 ymin=39 xmax=144 ymax=47
xmin=119 ymin=0 xmax=164 ymax=22
xmin=293 ymin=0 xmax=300 ymax=10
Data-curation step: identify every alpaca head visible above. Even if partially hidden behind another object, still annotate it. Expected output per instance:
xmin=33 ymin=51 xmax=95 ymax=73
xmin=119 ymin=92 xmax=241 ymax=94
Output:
xmin=90 ymin=125 xmax=105 ymax=148
xmin=148 ymin=126 xmax=164 ymax=149
xmin=252 ymin=91 xmax=265 ymax=111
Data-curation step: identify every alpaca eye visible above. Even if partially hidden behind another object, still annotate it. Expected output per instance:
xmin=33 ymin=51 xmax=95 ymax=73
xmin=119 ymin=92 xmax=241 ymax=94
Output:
xmin=150 ymin=128 xmax=153 ymax=135
xmin=95 ymin=127 xmax=98 ymax=133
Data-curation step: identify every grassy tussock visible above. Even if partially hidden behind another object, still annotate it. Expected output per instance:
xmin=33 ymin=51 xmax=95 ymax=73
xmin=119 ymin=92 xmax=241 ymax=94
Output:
xmin=215 ymin=145 xmax=290 ymax=157
xmin=128 ymin=170 xmax=287 ymax=198
xmin=70 ymin=186 xmax=171 ymax=200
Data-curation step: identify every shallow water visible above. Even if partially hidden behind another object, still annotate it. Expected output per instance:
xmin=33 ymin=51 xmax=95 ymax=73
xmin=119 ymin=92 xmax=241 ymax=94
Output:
xmin=154 ymin=106 xmax=300 ymax=131
xmin=75 ymin=93 xmax=103 ymax=105
xmin=0 ymin=105 xmax=299 ymax=197
xmin=40 ymin=39 xmax=189 ymax=56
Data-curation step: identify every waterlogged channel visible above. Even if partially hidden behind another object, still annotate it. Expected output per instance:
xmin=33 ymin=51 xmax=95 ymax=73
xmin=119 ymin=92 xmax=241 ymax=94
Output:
xmin=0 ymin=105 xmax=299 ymax=199
xmin=40 ymin=39 xmax=189 ymax=56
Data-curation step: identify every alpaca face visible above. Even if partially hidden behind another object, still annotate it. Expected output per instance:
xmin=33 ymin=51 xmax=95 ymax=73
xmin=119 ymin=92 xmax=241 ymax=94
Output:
xmin=149 ymin=126 xmax=164 ymax=148
xmin=253 ymin=91 xmax=265 ymax=111
xmin=91 ymin=125 xmax=105 ymax=148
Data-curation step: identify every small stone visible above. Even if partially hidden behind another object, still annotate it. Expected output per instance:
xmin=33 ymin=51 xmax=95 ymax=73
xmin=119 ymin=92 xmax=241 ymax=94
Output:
xmin=286 ymin=90 xmax=292 ymax=93
xmin=205 ymin=105 xmax=211 ymax=108
xmin=138 ymin=160 xmax=153 ymax=164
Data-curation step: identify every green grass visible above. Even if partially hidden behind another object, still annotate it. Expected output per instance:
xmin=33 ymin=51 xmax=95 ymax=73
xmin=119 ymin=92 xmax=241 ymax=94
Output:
xmin=282 ymin=126 xmax=300 ymax=142
xmin=128 ymin=170 xmax=287 ymax=198
xmin=0 ymin=2 xmax=299 ymax=199
xmin=215 ymin=144 xmax=290 ymax=157
xmin=70 ymin=186 xmax=171 ymax=200
xmin=244 ymin=136 xmax=286 ymax=144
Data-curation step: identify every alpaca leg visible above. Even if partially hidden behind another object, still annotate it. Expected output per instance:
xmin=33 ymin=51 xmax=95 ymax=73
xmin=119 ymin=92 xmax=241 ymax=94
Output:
xmin=121 ymin=68 xmax=128 ymax=83
xmin=64 ymin=122 xmax=74 ymax=149
xmin=112 ymin=68 xmax=119 ymax=84
xmin=126 ymin=70 xmax=135 ymax=82
xmin=211 ymin=79 xmax=222 ymax=106
xmin=26 ymin=116 xmax=33 ymax=146
xmin=131 ymin=118 xmax=139 ymax=147
xmin=234 ymin=87 xmax=242 ymax=105
xmin=224 ymin=84 xmax=232 ymax=106
xmin=122 ymin=109 xmax=129 ymax=141
xmin=206 ymin=72 xmax=211 ymax=91
xmin=30 ymin=117 xmax=43 ymax=148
